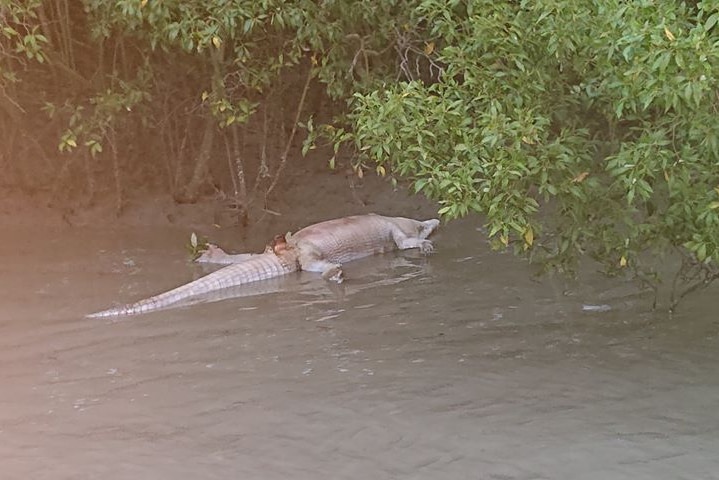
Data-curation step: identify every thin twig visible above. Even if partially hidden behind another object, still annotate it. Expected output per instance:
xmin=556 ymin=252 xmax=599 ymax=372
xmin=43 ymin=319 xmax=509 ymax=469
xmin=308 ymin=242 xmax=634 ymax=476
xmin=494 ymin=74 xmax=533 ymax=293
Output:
xmin=225 ymin=131 xmax=239 ymax=200
xmin=632 ymin=268 xmax=659 ymax=310
xmin=669 ymin=248 xmax=719 ymax=312
xmin=264 ymin=63 xmax=313 ymax=200
xmin=107 ymin=128 xmax=122 ymax=215
xmin=248 ymin=95 xmax=272 ymax=206
xmin=671 ymin=272 xmax=719 ymax=312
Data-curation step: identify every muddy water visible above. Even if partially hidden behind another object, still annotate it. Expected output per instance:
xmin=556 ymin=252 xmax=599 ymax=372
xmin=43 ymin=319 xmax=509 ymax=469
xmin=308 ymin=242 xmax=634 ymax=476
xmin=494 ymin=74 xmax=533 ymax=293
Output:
xmin=1 ymin=219 xmax=718 ymax=480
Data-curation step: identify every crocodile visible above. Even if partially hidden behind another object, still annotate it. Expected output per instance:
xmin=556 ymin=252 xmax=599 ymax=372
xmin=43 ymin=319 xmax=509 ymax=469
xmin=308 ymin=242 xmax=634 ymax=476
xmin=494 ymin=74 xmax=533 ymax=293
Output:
xmin=87 ymin=235 xmax=298 ymax=318
xmin=87 ymin=214 xmax=440 ymax=318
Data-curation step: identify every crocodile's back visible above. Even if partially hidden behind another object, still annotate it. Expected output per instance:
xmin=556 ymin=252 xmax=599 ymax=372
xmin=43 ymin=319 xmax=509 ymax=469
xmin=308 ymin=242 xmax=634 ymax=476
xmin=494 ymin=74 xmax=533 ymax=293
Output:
xmin=293 ymin=215 xmax=397 ymax=263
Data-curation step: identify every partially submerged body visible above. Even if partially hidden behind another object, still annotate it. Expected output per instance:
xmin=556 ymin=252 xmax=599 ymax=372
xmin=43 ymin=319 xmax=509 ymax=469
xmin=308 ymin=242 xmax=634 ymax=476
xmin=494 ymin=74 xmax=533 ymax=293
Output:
xmin=88 ymin=214 xmax=439 ymax=318
xmin=290 ymin=215 xmax=437 ymax=281
xmin=199 ymin=215 xmax=439 ymax=282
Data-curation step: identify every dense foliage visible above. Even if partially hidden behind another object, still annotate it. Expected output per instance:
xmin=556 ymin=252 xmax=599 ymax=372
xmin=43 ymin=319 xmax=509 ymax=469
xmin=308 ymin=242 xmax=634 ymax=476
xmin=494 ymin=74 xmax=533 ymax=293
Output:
xmin=315 ymin=0 xmax=719 ymax=307
xmin=2 ymin=0 xmax=718 ymax=307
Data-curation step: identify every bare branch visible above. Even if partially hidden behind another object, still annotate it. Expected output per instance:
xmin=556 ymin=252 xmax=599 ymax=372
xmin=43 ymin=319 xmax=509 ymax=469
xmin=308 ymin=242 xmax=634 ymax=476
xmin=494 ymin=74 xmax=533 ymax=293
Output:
xmin=264 ymin=63 xmax=314 ymax=201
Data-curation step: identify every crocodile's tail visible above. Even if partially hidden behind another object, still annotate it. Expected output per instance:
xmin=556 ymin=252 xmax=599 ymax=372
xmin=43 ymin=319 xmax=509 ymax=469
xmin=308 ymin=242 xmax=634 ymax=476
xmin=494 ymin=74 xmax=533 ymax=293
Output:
xmin=87 ymin=252 xmax=297 ymax=318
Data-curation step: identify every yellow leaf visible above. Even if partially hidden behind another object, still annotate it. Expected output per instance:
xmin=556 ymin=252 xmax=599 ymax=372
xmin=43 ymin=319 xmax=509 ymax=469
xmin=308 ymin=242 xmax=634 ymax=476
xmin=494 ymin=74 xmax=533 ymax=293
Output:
xmin=66 ymin=138 xmax=77 ymax=148
xmin=709 ymin=201 xmax=719 ymax=210
xmin=356 ymin=167 xmax=364 ymax=179
xmin=619 ymin=255 xmax=628 ymax=267
xmin=500 ymin=234 xmax=509 ymax=247
xmin=521 ymin=135 xmax=535 ymax=145
xmin=311 ymin=53 xmax=318 ymax=66
xmin=141 ymin=0 xmax=148 ymax=7
xmin=376 ymin=165 xmax=386 ymax=176
xmin=664 ymin=26 xmax=675 ymax=41
xmin=664 ymin=170 xmax=670 ymax=182
xmin=523 ymin=226 xmax=534 ymax=247
xmin=424 ymin=42 xmax=435 ymax=55
xmin=212 ymin=36 xmax=222 ymax=49
xmin=572 ymin=171 xmax=589 ymax=183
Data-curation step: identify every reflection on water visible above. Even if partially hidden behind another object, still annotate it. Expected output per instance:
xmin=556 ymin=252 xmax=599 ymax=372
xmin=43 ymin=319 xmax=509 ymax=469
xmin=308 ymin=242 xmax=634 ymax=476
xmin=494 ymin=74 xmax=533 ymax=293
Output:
xmin=1 ymin=220 xmax=717 ymax=479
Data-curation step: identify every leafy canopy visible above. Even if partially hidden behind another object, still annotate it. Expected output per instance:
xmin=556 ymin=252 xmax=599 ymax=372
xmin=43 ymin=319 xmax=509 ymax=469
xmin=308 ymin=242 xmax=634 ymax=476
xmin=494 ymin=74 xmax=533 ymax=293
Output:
xmin=315 ymin=0 xmax=719 ymax=305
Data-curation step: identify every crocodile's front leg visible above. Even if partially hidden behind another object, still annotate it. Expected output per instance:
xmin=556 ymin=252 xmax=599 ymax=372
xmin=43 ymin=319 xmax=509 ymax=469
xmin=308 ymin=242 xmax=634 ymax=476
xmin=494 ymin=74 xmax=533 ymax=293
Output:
xmin=392 ymin=234 xmax=435 ymax=254
xmin=300 ymin=257 xmax=344 ymax=283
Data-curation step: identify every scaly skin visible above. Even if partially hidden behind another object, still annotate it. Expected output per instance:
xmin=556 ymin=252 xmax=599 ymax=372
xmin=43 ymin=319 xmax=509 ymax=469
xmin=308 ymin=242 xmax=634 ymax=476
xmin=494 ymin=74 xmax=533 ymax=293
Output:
xmin=87 ymin=248 xmax=299 ymax=318
xmin=289 ymin=214 xmax=439 ymax=281
xmin=88 ymin=214 xmax=439 ymax=317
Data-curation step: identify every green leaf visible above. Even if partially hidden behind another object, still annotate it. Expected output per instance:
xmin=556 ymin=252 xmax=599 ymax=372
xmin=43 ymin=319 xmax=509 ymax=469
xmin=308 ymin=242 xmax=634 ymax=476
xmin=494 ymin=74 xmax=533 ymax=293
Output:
xmin=437 ymin=205 xmax=452 ymax=216
xmin=706 ymin=13 xmax=719 ymax=31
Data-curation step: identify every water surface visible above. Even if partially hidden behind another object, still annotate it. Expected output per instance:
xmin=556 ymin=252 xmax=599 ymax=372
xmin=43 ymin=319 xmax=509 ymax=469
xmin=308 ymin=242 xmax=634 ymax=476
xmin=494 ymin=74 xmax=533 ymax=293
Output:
xmin=1 ymin=220 xmax=717 ymax=479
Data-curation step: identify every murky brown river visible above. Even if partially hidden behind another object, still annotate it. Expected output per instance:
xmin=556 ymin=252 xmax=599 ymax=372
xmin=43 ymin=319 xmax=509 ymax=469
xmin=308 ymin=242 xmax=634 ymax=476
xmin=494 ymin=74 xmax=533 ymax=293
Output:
xmin=1 ymin=218 xmax=717 ymax=479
